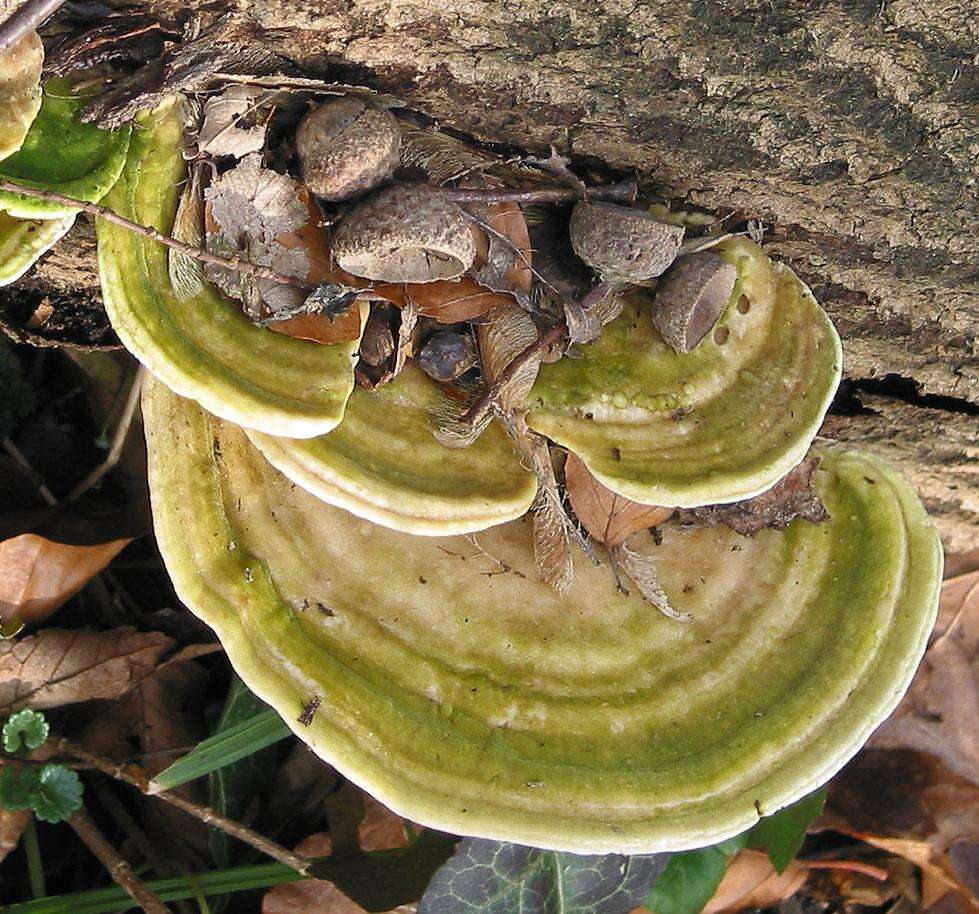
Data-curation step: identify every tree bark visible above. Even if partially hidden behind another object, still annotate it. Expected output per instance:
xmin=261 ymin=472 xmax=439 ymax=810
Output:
xmin=7 ymin=0 xmax=978 ymax=547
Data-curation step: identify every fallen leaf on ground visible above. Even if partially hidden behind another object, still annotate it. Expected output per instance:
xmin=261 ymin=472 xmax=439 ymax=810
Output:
xmin=0 ymin=626 xmax=174 ymax=715
xmin=0 ymin=533 xmax=131 ymax=627
xmin=872 ymin=560 xmax=979 ymax=787
xmin=703 ymin=849 xmax=808 ymax=913
xmin=564 ymin=452 xmax=672 ymax=547
xmin=0 ymin=808 xmax=30 ymax=865
xmin=261 ymin=824 xmax=415 ymax=914
xmin=678 ymin=456 xmax=827 ymax=536
xmin=78 ymin=643 xmax=220 ymax=865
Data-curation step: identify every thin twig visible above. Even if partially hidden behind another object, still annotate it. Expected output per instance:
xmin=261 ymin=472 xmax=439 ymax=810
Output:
xmin=67 ymin=807 xmax=171 ymax=914
xmin=0 ymin=180 xmax=312 ymax=292
xmin=87 ymin=774 xmax=195 ymax=914
xmin=803 ymin=859 xmax=890 ymax=881
xmin=457 ymin=321 xmax=567 ymax=428
xmin=433 ymin=178 xmax=637 ymax=205
xmin=2 ymin=437 xmax=58 ymax=505
xmin=66 ymin=366 xmax=144 ymax=502
xmin=0 ymin=0 xmax=68 ymax=56
xmin=54 ymin=738 xmax=314 ymax=877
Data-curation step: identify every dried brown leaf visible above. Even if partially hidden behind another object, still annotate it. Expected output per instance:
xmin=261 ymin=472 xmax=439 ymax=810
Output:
xmin=78 ymin=645 xmax=216 ymax=864
xmin=565 ymin=452 xmax=672 ymax=547
xmin=872 ymin=566 xmax=979 ymax=787
xmin=0 ymin=626 xmax=174 ymax=715
xmin=703 ymin=849 xmax=808 ymax=914
xmin=0 ymin=533 xmax=131 ymax=626
xmin=197 ymin=85 xmax=268 ymax=158
xmin=610 ymin=542 xmax=689 ymax=622
xmin=678 ymin=456 xmax=828 ymax=536
xmin=204 ymin=154 xmax=310 ymax=318
xmin=0 ymin=809 xmax=30 ymax=865
xmin=262 ymin=821 xmax=414 ymax=914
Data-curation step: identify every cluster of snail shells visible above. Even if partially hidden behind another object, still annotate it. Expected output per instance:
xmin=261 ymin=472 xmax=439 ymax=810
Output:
xmin=296 ymin=97 xmax=475 ymax=285
xmin=298 ymin=97 xmax=736 ymax=351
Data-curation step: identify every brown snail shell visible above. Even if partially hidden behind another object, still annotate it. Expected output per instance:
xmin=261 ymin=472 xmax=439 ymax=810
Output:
xmin=569 ymin=202 xmax=685 ymax=282
xmin=333 ymin=185 xmax=476 ymax=283
xmin=296 ymin=97 xmax=401 ymax=202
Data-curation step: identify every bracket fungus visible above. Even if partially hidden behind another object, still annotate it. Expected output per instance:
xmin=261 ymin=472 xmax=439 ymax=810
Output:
xmin=333 ymin=184 xmax=477 ymax=283
xmin=97 ymin=101 xmax=366 ymax=438
xmin=528 ymin=238 xmax=842 ymax=507
xmin=569 ymin=201 xmax=685 ymax=282
xmin=296 ymin=96 xmax=402 ymax=202
xmin=144 ymin=377 xmax=941 ymax=853
xmin=0 ymin=30 xmax=43 ymax=162
xmin=0 ymin=75 xmax=130 ymax=286
xmin=54 ymin=78 xmax=942 ymax=858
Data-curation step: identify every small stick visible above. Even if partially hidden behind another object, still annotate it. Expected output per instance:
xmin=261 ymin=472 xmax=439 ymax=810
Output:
xmin=67 ymin=807 xmax=171 ymax=914
xmin=66 ymin=366 xmax=144 ymax=502
xmin=0 ymin=180 xmax=312 ymax=292
xmin=457 ymin=321 xmax=567 ymax=428
xmin=2 ymin=437 xmax=57 ymax=505
xmin=54 ymin=738 xmax=313 ymax=877
xmin=433 ymin=179 xmax=637 ymax=206
xmin=803 ymin=859 xmax=890 ymax=881
xmin=0 ymin=0 xmax=68 ymax=56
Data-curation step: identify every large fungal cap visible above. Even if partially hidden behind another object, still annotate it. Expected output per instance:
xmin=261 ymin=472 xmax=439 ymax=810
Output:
xmin=570 ymin=201 xmax=685 ymax=282
xmin=652 ymin=251 xmax=738 ymax=352
xmin=333 ymin=184 xmax=476 ymax=283
xmin=145 ymin=377 xmax=941 ymax=853
xmin=296 ymin=96 xmax=401 ymax=202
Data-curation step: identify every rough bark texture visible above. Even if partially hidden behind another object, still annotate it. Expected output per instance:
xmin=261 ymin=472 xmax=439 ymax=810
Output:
xmin=3 ymin=0 xmax=977 ymax=546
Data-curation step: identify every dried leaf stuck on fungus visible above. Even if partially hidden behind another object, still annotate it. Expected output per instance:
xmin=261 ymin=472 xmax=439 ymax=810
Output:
xmin=197 ymin=85 xmax=270 ymax=159
xmin=679 ymin=456 xmax=828 ymax=536
xmin=610 ymin=541 xmax=690 ymax=621
xmin=333 ymin=184 xmax=476 ymax=283
xmin=652 ymin=250 xmax=738 ymax=352
xmin=296 ymin=96 xmax=401 ymax=202
xmin=569 ymin=201 xmax=685 ymax=283
xmin=564 ymin=452 xmax=672 ymax=547
xmin=168 ymin=159 xmax=208 ymax=302
xmin=204 ymin=153 xmax=310 ymax=318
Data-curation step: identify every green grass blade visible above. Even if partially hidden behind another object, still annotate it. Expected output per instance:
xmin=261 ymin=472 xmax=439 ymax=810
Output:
xmin=0 ymin=861 xmax=303 ymax=914
xmin=150 ymin=709 xmax=291 ymax=793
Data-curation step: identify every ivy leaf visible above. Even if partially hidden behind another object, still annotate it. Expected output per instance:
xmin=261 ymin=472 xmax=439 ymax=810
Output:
xmin=418 ymin=838 xmax=668 ymax=914
xmin=645 ymin=834 xmax=747 ymax=914
xmin=2 ymin=708 xmax=49 ymax=753
xmin=747 ymin=789 xmax=827 ymax=873
xmin=0 ymin=764 xmax=83 ymax=823
xmin=31 ymin=764 xmax=83 ymax=823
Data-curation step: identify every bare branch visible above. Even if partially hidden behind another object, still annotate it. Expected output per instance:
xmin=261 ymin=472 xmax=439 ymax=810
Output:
xmin=0 ymin=180 xmax=312 ymax=292
xmin=0 ymin=0 xmax=68 ymax=56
